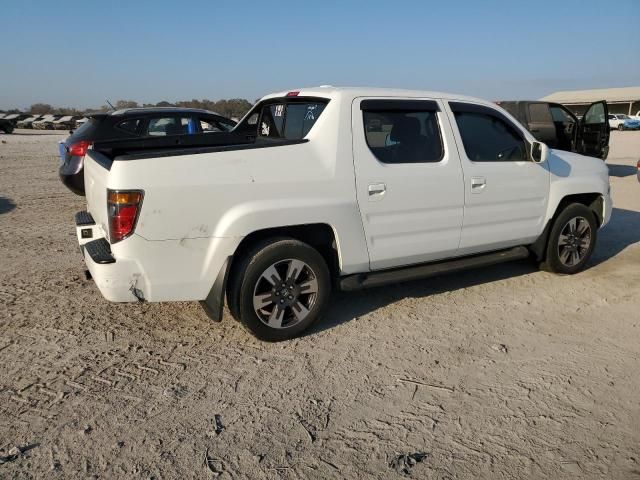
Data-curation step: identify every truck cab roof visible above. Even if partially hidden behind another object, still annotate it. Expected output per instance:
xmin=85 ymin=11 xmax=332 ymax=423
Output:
xmin=262 ymin=86 xmax=494 ymax=106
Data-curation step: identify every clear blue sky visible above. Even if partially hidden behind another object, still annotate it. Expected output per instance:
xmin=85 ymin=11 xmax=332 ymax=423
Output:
xmin=1 ymin=0 xmax=639 ymax=109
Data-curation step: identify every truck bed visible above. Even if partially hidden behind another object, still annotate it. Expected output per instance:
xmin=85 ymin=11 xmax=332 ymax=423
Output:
xmin=92 ymin=131 xmax=252 ymax=160
xmin=92 ymin=131 xmax=309 ymax=161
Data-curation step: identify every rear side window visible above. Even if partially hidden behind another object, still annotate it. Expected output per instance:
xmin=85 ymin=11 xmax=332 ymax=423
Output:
xmin=116 ymin=118 xmax=141 ymax=135
xmin=453 ymin=110 xmax=527 ymax=162
xmin=362 ymin=107 xmax=443 ymax=164
xmin=258 ymin=101 xmax=326 ymax=140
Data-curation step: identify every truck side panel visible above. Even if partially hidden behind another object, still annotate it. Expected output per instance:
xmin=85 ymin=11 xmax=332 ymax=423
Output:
xmin=85 ymin=95 xmax=369 ymax=302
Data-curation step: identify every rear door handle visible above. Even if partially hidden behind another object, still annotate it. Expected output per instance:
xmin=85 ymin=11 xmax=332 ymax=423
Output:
xmin=368 ymin=183 xmax=386 ymax=200
xmin=471 ymin=177 xmax=486 ymax=193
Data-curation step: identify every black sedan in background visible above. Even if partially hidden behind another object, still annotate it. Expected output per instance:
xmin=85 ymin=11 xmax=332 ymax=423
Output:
xmin=59 ymin=108 xmax=237 ymax=195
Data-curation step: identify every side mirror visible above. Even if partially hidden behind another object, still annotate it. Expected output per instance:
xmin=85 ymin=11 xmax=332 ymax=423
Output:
xmin=531 ymin=141 xmax=549 ymax=163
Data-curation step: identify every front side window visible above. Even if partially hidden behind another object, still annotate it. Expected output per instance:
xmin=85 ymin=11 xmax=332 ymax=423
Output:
xmin=550 ymin=106 xmax=575 ymax=124
xmin=200 ymin=119 xmax=224 ymax=133
xmin=258 ymin=101 xmax=326 ymax=140
xmin=584 ymin=103 xmax=606 ymax=125
xmin=218 ymin=119 xmax=236 ymax=132
xmin=116 ymin=118 xmax=141 ymax=135
xmin=362 ymin=108 xmax=443 ymax=164
xmin=147 ymin=116 xmax=196 ymax=136
xmin=453 ymin=110 xmax=527 ymax=162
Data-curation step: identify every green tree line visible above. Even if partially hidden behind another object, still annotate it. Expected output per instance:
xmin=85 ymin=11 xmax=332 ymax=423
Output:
xmin=23 ymin=98 xmax=254 ymax=119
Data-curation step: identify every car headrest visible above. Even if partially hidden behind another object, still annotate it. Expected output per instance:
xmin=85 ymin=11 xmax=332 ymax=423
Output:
xmin=390 ymin=116 xmax=421 ymax=143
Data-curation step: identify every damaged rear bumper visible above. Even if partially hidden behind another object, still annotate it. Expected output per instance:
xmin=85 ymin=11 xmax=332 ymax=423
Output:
xmin=75 ymin=210 xmax=238 ymax=305
xmin=82 ymin=242 xmax=146 ymax=302
xmin=76 ymin=210 xmax=144 ymax=302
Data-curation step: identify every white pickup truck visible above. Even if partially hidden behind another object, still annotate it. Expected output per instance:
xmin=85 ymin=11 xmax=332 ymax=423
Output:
xmin=75 ymin=87 xmax=612 ymax=341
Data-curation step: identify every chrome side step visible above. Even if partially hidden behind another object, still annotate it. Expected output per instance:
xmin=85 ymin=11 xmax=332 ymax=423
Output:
xmin=339 ymin=246 xmax=530 ymax=291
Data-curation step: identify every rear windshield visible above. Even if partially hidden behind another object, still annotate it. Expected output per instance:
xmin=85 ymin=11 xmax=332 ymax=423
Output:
xmin=237 ymin=98 xmax=328 ymax=140
xmin=68 ymin=117 xmax=101 ymax=142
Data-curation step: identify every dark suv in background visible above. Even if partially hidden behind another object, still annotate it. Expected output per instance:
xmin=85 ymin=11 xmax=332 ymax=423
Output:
xmin=59 ymin=108 xmax=236 ymax=195
xmin=496 ymin=100 xmax=610 ymax=160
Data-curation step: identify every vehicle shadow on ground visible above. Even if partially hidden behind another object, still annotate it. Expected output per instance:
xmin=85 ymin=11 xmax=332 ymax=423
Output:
xmin=608 ymin=164 xmax=637 ymax=177
xmin=0 ymin=196 xmax=16 ymax=214
xmin=313 ymin=259 xmax=536 ymax=335
xmin=591 ymin=207 xmax=640 ymax=265
xmin=312 ymin=207 xmax=640 ymax=335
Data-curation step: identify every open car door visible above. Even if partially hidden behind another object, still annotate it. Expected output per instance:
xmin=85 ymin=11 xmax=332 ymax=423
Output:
xmin=577 ymin=100 xmax=609 ymax=160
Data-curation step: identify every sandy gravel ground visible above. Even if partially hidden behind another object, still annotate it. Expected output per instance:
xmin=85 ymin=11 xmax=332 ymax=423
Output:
xmin=0 ymin=129 xmax=639 ymax=479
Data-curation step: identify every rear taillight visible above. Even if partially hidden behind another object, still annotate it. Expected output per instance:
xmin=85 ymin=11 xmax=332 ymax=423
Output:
xmin=68 ymin=140 xmax=92 ymax=156
xmin=107 ymin=189 xmax=143 ymax=243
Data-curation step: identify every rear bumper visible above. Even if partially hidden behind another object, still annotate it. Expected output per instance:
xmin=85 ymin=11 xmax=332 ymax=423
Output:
xmin=75 ymin=211 xmax=239 ymax=304
xmin=59 ymin=154 xmax=85 ymax=196
xmin=82 ymin=240 xmax=145 ymax=302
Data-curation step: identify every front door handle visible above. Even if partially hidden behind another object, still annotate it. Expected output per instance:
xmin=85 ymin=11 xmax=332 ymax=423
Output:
xmin=368 ymin=183 xmax=386 ymax=200
xmin=471 ymin=177 xmax=486 ymax=193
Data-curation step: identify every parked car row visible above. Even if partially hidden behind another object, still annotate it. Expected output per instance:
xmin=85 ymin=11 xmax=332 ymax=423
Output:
xmin=0 ymin=113 xmax=90 ymax=131
xmin=58 ymin=107 xmax=237 ymax=194
xmin=608 ymin=113 xmax=640 ymax=131
xmin=0 ymin=117 xmax=15 ymax=133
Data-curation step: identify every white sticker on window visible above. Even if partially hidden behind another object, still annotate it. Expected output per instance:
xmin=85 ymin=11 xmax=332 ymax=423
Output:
xmin=261 ymin=122 xmax=270 ymax=136
xmin=274 ymin=105 xmax=284 ymax=117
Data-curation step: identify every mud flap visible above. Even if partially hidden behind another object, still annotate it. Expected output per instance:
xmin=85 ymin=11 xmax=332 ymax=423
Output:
xmin=529 ymin=220 xmax=552 ymax=261
xmin=200 ymin=257 xmax=232 ymax=322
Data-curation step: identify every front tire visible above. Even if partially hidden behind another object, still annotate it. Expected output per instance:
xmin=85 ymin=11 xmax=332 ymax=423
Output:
xmin=228 ymin=238 xmax=331 ymax=341
xmin=542 ymin=204 xmax=597 ymax=274
xmin=617 ymin=123 xmax=625 ymax=131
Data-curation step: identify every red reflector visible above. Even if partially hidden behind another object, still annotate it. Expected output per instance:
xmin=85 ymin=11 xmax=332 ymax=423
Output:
xmin=107 ymin=189 xmax=143 ymax=243
xmin=68 ymin=140 xmax=92 ymax=156
xmin=286 ymin=91 xmax=300 ymax=97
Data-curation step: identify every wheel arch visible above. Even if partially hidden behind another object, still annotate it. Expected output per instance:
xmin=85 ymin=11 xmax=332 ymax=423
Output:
xmin=229 ymin=223 xmax=341 ymax=280
xmin=531 ymin=192 xmax=604 ymax=260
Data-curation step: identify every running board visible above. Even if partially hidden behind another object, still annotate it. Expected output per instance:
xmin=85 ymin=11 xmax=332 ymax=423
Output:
xmin=339 ymin=246 xmax=530 ymax=291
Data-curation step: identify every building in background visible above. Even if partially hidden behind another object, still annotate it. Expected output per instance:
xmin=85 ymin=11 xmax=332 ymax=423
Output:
xmin=540 ymin=86 xmax=640 ymax=116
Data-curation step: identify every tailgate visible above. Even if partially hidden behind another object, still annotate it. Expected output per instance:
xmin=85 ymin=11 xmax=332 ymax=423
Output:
xmin=84 ymin=150 xmax=112 ymax=240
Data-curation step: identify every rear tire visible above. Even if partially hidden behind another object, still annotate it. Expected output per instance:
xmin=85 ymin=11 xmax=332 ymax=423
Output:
xmin=541 ymin=203 xmax=597 ymax=274
xmin=617 ymin=123 xmax=625 ymax=131
xmin=227 ymin=238 xmax=331 ymax=341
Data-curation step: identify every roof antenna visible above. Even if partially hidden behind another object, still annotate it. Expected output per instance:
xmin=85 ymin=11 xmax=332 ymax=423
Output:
xmin=106 ymin=100 xmax=115 ymax=110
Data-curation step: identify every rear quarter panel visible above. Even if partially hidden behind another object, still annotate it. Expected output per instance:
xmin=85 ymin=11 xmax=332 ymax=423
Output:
xmin=107 ymin=95 xmax=369 ymax=275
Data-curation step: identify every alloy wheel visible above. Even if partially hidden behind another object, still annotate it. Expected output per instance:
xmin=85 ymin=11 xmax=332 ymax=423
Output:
xmin=252 ymin=259 xmax=319 ymax=329
xmin=557 ymin=216 xmax=592 ymax=267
